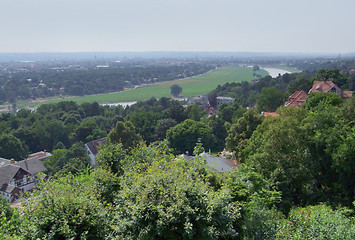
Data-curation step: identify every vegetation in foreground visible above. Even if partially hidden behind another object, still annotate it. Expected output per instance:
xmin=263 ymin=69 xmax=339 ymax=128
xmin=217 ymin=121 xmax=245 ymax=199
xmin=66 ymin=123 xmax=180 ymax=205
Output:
xmin=0 ymin=62 xmax=354 ymax=239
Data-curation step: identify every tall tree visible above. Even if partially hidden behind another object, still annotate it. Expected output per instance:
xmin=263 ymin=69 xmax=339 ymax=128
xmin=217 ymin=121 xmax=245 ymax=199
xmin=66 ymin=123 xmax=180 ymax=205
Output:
xmin=225 ymin=109 xmax=263 ymax=161
xmin=170 ymin=84 xmax=182 ymax=97
xmin=166 ymin=119 xmax=213 ymax=154
xmin=0 ymin=133 xmax=28 ymax=160
xmin=108 ymin=121 xmax=142 ymax=150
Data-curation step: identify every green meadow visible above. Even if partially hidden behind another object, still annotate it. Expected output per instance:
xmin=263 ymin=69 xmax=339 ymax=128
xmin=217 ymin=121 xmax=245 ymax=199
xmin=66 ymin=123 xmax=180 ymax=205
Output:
xmin=15 ymin=66 xmax=267 ymax=109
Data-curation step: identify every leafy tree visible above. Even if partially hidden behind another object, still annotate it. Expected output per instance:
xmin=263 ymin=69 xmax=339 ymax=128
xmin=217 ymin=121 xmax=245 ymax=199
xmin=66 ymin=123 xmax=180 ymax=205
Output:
xmin=302 ymin=99 xmax=355 ymax=206
xmin=302 ymin=92 xmax=343 ymax=110
xmin=245 ymin=107 xmax=313 ymax=211
xmin=170 ymin=84 xmax=182 ymax=97
xmin=277 ymin=205 xmax=355 ymax=239
xmin=112 ymin=153 xmax=239 ymax=240
xmin=225 ymin=110 xmax=263 ymax=161
xmin=74 ymin=119 xmax=99 ymax=142
xmin=42 ymin=148 xmax=67 ymax=175
xmin=203 ymin=114 xmax=227 ymax=152
xmin=95 ymin=143 xmax=127 ymax=174
xmin=89 ymin=167 xmax=121 ymax=204
xmin=154 ymin=118 xmax=177 ymax=141
xmin=107 ymin=121 xmax=142 ymax=150
xmin=163 ymin=100 xmax=187 ymax=123
xmin=316 ymin=69 xmax=348 ymax=89
xmin=223 ymin=165 xmax=282 ymax=239
xmin=218 ymin=102 xmax=238 ymax=123
xmin=186 ymin=103 xmax=205 ymax=121
xmin=193 ymin=138 xmax=205 ymax=156
xmin=166 ymin=119 xmax=213 ymax=154
xmin=0 ymin=198 xmax=21 ymax=239
xmin=256 ymin=87 xmax=284 ymax=112
xmin=33 ymin=119 xmax=69 ymax=151
xmin=21 ymin=172 xmax=110 ymax=239
xmin=208 ymin=91 xmax=217 ymax=108
xmin=13 ymin=125 xmax=42 ymax=153
xmin=42 ymin=142 xmax=90 ymax=176
xmin=0 ymin=133 xmax=28 ymax=160
xmin=127 ymin=111 xmax=162 ymax=144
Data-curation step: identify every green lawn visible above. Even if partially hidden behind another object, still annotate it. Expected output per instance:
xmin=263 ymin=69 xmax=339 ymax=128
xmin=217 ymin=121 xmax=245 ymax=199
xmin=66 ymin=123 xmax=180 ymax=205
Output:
xmin=15 ymin=66 xmax=267 ymax=108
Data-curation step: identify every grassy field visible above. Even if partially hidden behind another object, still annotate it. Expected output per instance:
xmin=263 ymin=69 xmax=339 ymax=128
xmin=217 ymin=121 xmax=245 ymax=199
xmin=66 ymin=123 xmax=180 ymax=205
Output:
xmin=13 ymin=66 xmax=268 ymax=109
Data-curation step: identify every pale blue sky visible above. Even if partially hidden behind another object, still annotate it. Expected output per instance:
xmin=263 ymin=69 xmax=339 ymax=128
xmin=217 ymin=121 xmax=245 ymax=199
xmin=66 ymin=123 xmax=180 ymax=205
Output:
xmin=0 ymin=0 xmax=354 ymax=53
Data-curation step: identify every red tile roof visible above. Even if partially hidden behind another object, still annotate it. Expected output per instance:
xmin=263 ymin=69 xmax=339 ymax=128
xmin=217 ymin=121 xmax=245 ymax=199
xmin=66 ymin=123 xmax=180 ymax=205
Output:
xmin=262 ymin=112 xmax=280 ymax=117
xmin=285 ymin=90 xmax=308 ymax=107
xmin=308 ymin=81 xmax=351 ymax=99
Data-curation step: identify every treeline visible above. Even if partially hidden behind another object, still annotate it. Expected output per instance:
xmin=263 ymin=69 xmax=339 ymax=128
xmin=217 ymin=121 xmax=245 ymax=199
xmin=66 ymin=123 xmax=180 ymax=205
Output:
xmin=0 ymin=63 xmax=213 ymax=103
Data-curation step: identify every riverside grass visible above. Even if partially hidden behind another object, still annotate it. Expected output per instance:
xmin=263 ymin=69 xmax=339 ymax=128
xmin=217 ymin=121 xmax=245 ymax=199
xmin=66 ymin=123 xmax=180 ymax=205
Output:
xmin=15 ymin=66 xmax=268 ymax=108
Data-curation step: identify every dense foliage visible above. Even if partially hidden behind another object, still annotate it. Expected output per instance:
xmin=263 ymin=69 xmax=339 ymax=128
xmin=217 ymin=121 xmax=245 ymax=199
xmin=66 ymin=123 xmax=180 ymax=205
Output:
xmin=0 ymin=62 xmax=354 ymax=239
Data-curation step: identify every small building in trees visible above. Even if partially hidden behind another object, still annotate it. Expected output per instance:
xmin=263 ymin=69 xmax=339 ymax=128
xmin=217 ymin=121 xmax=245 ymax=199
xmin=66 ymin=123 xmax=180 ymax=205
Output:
xmin=308 ymin=81 xmax=352 ymax=99
xmin=261 ymin=112 xmax=280 ymax=117
xmin=285 ymin=90 xmax=308 ymax=107
xmin=0 ymin=158 xmax=46 ymax=202
xmin=216 ymin=96 xmax=235 ymax=107
xmin=188 ymin=95 xmax=209 ymax=108
xmin=85 ymin=137 xmax=106 ymax=166
xmin=26 ymin=151 xmax=52 ymax=161
xmin=178 ymin=153 xmax=236 ymax=172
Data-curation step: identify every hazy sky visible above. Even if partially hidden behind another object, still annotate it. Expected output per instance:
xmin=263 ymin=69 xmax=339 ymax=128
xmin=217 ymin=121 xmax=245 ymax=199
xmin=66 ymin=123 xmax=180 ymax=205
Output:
xmin=1 ymin=0 xmax=354 ymax=53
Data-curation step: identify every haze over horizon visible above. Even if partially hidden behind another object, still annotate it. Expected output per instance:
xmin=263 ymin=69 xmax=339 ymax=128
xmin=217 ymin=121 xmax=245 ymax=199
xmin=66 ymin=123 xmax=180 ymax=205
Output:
xmin=1 ymin=0 xmax=354 ymax=54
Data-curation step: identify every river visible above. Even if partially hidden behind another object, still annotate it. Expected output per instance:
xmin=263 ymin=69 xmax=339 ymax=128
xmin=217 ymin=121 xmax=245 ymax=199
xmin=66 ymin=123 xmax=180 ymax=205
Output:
xmin=262 ymin=67 xmax=292 ymax=78
xmin=101 ymin=101 xmax=137 ymax=107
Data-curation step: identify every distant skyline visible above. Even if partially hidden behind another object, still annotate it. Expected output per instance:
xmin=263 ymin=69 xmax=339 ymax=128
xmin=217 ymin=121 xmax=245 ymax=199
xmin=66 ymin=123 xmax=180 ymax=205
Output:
xmin=1 ymin=0 xmax=354 ymax=53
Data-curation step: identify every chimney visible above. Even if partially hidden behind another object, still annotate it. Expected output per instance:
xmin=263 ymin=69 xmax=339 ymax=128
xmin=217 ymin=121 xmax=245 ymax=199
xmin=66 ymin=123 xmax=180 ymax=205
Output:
xmin=185 ymin=151 xmax=189 ymax=156
xmin=11 ymin=158 xmax=15 ymax=163
xmin=25 ymin=158 xmax=28 ymax=170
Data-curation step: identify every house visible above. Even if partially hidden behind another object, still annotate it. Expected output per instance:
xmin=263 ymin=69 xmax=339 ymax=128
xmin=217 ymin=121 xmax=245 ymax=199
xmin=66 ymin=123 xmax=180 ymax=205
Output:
xmin=262 ymin=112 xmax=280 ymax=117
xmin=177 ymin=153 xmax=236 ymax=172
xmin=0 ymin=157 xmax=11 ymax=167
xmin=205 ymin=107 xmax=218 ymax=116
xmin=200 ymin=153 xmax=236 ymax=171
xmin=188 ymin=95 xmax=209 ymax=108
xmin=26 ymin=151 xmax=52 ymax=161
xmin=308 ymin=81 xmax=352 ymax=99
xmin=216 ymin=96 xmax=235 ymax=107
xmin=0 ymin=158 xmax=46 ymax=202
xmin=285 ymin=90 xmax=308 ymax=107
xmin=85 ymin=138 xmax=106 ymax=166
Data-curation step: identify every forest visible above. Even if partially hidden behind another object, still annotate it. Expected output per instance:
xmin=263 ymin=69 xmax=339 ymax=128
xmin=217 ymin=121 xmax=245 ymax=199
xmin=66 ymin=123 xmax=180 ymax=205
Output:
xmin=0 ymin=61 xmax=355 ymax=239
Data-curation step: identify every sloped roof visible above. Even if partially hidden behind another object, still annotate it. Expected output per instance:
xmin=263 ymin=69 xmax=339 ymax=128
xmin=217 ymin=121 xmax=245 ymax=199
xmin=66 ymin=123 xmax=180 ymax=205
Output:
xmin=85 ymin=138 xmax=106 ymax=156
xmin=178 ymin=153 xmax=236 ymax=171
xmin=0 ymin=157 xmax=11 ymax=168
xmin=0 ymin=165 xmax=21 ymax=186
xmin=200 ymin=153 xmax=236 ymax=171
xmin=285 ymin=90 xmax=308 ymax=107
xmin=13 ymin=158 xmax=46 ymax=175
xmin=308 ymin=81 xmax=352 ymax=99
xmin=308 ymin=81 xmax=339 ymax=94
xmin=26 ymin=151 xmax=51 ymax=161
xmin=262 ymin=112 xmax=280 ymax=117
xmin=343 ymin=91 xmax=353 ymax=98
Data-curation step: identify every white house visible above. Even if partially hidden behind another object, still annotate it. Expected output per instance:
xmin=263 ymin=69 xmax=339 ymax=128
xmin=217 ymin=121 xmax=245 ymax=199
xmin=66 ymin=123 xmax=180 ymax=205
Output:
xmin=0 ymin=158 xmax=46 ymax=202
xmin=216 ymin=96 xmax=235 ymax=106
